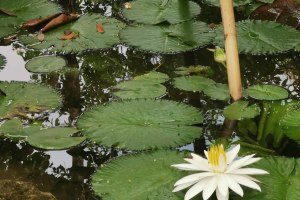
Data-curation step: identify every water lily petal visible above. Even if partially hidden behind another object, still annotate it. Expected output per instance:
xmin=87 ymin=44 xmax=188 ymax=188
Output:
xmin=184 ymin=153 xmax=211 ymax=171
xmin=202 ymin=176 xmax=218 ymax=200
xmin=230 ymin=168 xmax=269 ymax=175
xmin=172 ymin=163 xmax=201 ymax=171
xmin=224 ymin=174 xmax=244 ymax=197
xmin=204 ymin=150 xmax=209 ymax=160
xmin=242 ymin=157 xmax=261 ymax=166
xmin=231 ymin=174 xmax=262 ymax=191
xmin=217 ymin=174 xmax=228 ymax=197
xmin=175 ymin=172 xmax=215 ymax=186
xmin=216 ymin=187 xmax=229 ymax=200
xmin=225 ymin=144 xmax=240 ymax=164
xmin=173 ymin=180 xmax=199 ymax=192
xmin=184 ymin=177 xmax=210 ymax=200
xmin=226 ymin=154 xmax=256 ymax=173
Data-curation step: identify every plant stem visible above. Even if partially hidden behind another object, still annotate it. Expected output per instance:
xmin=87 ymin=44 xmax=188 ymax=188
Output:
xmin=219 ymin=0 xmax=242 ymax=101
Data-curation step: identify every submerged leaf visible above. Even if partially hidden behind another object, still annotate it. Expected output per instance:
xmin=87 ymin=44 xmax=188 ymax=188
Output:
xmin=214 ymin=20 xmax=300 ymax=55
xmin=122 ymin=0 xmax=201 ymax=24
xmin=120 ymin=21 xmax=215 ymax=53
xmin=113 ymin=71 xmax=169 ymax=99
xmin=77 ymin=99 xmax=203 ymax=150
xmin=224 ymin=101 xmax=261 ymax=120
xmin=174 ymin=66 xmax=213 ymax=76
xmin=246 ymin=84 xmax=289 ymax=100
xmin=25 ymin=56 xmax=66 ymax=73
xmin=0 ymin=54 xmax=6 ymax=69
xmin=0 ymin=0 xmax=61 ymax=39
xmin=0 ymin=82 xmax=62 ymax=119
xmin=19 ymin=14 xmax=125 ymax=53
xmin=92 ymin=150 xmax=187 ymax=200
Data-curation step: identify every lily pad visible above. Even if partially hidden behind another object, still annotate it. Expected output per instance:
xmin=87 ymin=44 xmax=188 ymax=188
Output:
xmin=113 ymin=71 xmax=169 ymax=99
xmin=173 ymin=76 xmax=229 ymax=100
xmin=246 ymin=84 xmax=289 ymax=100
xmin=19 ymin=14 xmax=125 ymax=53
xmin=224 ymin=101 xmax=261 ymax=120
xmin=122 ymin=0 xmax=201 ymax=24
xmin=203 ymin=0 xmax=252 ymax=7
xmin=214 ymin=20 xmax=300 ymax=55
xmin=0 ymin=0 xmax=61 ymax=39
xmin=77 ymin=99 xmax=203 ymax=150
xmin=25 ymin=56 xmax=66 ymax=73
xmin=0 ymin=82 xmax=62 ymax=119
xmin=120 ymin=21 xmax=215 ymax=53
xmin=280 ymin=107 xmax=300 ymax=144
xmin=0 ymin=118 xmax=27 ymax=139
xmin=92 ymin=150 xmax=187 ymax=200
xmin=240 ymin=156 xmax=300 ymax=200
xmin=174 ymin=66 xmax=213 ymax=76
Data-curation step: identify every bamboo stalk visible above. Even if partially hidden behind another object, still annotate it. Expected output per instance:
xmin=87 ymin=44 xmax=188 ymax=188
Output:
xmin=220 ymin=0 xmax=242 ymax=101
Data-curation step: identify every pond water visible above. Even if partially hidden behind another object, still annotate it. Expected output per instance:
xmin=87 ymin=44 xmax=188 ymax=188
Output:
xmin=0 ymin=0 xmax=300 ymax=199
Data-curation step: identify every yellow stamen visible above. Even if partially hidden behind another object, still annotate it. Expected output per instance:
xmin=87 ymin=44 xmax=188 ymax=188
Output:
xmin=208 ymin=144 xmax=227 ymax=167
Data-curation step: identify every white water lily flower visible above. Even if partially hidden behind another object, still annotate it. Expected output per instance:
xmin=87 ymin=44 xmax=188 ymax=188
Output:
xmin=171 ymin=144 xmax=268 ymax=200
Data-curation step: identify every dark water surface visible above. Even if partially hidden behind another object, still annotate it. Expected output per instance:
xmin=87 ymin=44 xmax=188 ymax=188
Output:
xmin=0 ymin=0 xmax=300 ymax=199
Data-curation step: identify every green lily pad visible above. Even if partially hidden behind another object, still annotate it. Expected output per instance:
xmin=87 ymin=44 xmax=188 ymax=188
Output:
xmin=120 ymin=21 xmax=215 ymax=53
xmin=77 ymin=99 xmax=203 ymax=150
xmin=280 ymin=107 xmax=300 ymax=144
xmin=25 ymin=56 xmax=66 ymax=73
xmin=214 ymin=20 xmax=300 ymax=55
xmin=122 ymin=0 xmax=200 ymax=24
xmin=240 ymin=156 xmax=300 ymax=200
xmin=246 ymin=85 xmax=289 ymax=100
xmin=0 ymin=82 xmax=62 ymax=119
xmin=19 ymin=14 xmax=125 ymax=53
xmin=224 ymin=101 xmax=261 ymax=120
xmin=203 ymin=83 xmax=230 ymax=101
xmin=0 ymin=118 xmax=27 ymax=139
xmin=203 ymin=0 xmax=252 ymax=7
xmin=92 ymin=150 xmax=187 ymax=200
xmin=0 ymin=54 xmax=6 ymax=68
xmin=0 ymin=0 xmax=61 ymax=39
xmin=174 ymin=66 xmax=213 ymax=76
xmin=113 ymin=71 xmax=169 ymax=99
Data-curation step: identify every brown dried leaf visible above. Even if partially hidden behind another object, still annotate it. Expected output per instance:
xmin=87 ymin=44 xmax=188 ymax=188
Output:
xmin=41 ymin=13 xmax=80 ymax=32
xmin=59 ymin=31 xmax=79 ymax=40
xmin=96 ymin=23 xmax=105 ymax=33
xmin=124 ymin=2 xmax=133 ymax=9
xmin=0 ymin=8 xmax=17 ymax=16
xmin=23 ymin=13 xmax=61 ymax=28
xmin=37 ymin=32 xmax=45 ymax=42
xmin=250 ymin=0 xmax=300 ymax=29
xmin=3 ymin=34 xmax=17 ymax=45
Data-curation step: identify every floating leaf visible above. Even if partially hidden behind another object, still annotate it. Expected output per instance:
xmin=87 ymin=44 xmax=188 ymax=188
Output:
xmin=25 ymin=56 xmax=66 ymax=73
xmin=246 ymin=84 xmax=289 ymax=100
xmin=203 ymin=0 xmax=252 ymax=7
xmin=96 ymin=22 xmax=105 ymax=33
xmin=120 ymin=21 xmax=215 ymax=53
xmin=174 ymin=66 xmax=213 ymax=76
xmin=224 ymin=101 xmax=261 ymax=120
xmin=122 ymin=0 xmax=201 ymax=24
xmin=27 ymin=126 xmax=85 ymax=150
xmin=0 ymin=118 xmax=27 ymax=139
xmin=173 ymin=76 xmax=216 ymax=92
xmin=0 ymin=0 xmax=61 ymax=39
xmin=113 ymin=72 xmax=169 ymax=99
xmin=239 ymin=156 xmax=300 ymax=200
xmin=214 ymin=20 xmax=300 ymax=55
xmin=0 ymin=82 xmax=62 ymax=119
xmin=92 ymin=150 xmax=187 ymax=200
xmin=77 ymin=99 xmax=203 ymax=150
xmin=19 ymin=14 xmax=125 ymax=53
xmin=203 ymin=83 xmax=230 ymax=100
xmin=280 ymin=106 xmax=300 ymax=144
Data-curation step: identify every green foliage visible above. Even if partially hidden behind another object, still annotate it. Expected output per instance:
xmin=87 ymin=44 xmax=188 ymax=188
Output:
xmin=0 ymin=0 xmax=61 ymax=39
xmin=92 ymin=150 xmax=187 ymax=200
xmin=280 ymin=106 xmax=300 ymax=144
xmin=0 ymin=82 xmax=62 ymax=119
xmin=25 ymin=56 xmax=66 ymax=73
xmin=203 ymin=0 xmax=252 ymax=7
xmin=120 ymin=21 xmax=215 ymax=53
xmin=174 ymin=66 xmax=213 ymax=76
xmin=224 ymin=101 xmax=261 ymax=120
xmin=77 ymin=99 xmax=203 ymax=150
xmin=215 ymin=20 xmax=300 ymax=55
xmin=20 ymin=14 xmax=125 ymax=53
xmin=122 ymin=0 xmax=200 ymax=24
xmin=246 ymin=84 xmax=289 ymax=100
xmin=239 ymin=156 xmax=300 ymax=200
xmin=173 ymin=76 xmax=229 ymax=100
xmin=113 ymin=71 xmax=169 ymax=99
xmin=0 ymin=119 xmax=85 ymax=149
